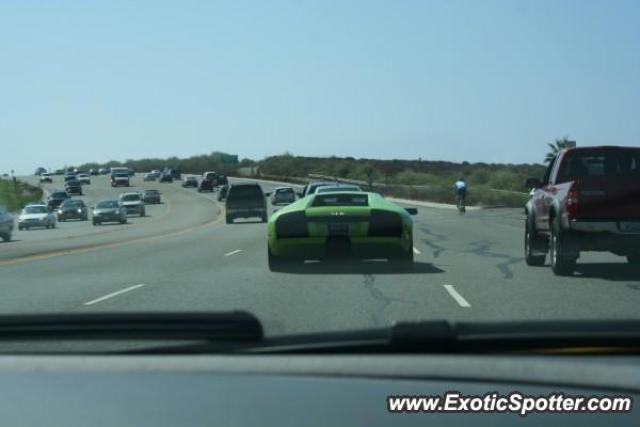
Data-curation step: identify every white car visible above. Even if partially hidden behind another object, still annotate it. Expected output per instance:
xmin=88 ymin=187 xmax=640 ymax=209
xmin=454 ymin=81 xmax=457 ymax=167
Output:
xmin=17 ymin=204 xmax=56 ymax=230
xmin=270 ymin=187 xmax=296 ymax=205
xmin=0 ymin=206 xmax=14 ymax=242
xmin=143 ymin=171 xmax=161 ymax=181
xmin=77 ymin=173 xmax=91 ymax=184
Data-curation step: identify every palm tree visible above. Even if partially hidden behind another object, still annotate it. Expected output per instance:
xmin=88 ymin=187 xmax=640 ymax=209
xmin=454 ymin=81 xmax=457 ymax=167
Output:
xmin=545 ymin=137 xmax=573 ymax=163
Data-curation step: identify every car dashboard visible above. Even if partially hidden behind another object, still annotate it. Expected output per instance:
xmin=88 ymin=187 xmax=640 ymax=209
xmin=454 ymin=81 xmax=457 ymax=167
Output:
xmin=0 ymin=353 xmax=637 ymax=426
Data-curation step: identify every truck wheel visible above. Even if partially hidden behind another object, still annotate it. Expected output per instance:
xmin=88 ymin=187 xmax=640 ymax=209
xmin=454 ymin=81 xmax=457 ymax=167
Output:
xmin=261 ymin=213 xmax=268 ymax=223
xmin=226 ymin=214 xmax=233 ymax=224
xmin=525 ymin=218 xmax=546 ymax=266
xmin=550 ymin=219 xmax=576 ymax=276
xmin=140 ymin=210 xmax=145 ymax=217
xmin=0 ymin=232 xmax=9 ymax=242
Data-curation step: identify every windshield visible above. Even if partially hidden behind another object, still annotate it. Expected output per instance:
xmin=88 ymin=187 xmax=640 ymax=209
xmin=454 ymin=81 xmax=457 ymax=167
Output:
xmin=61 ymin=200 xmax=83 ymax=208
xmin=311 ymin=194 xmax=369 ymax=207
xmin=227 ymin=186 xmax=263 ymax=200
xmin=2 ymin=1 xmax=640 ymax=360
xmin=316 ymin=186 xmax=362 ymax=193
xmin=95 ymin=201 xmax=119 ymax=209
xmin=558 ymin=149 xmax=640 ymax=181
xmin=23 ymin=206 xmax=48 ymax=214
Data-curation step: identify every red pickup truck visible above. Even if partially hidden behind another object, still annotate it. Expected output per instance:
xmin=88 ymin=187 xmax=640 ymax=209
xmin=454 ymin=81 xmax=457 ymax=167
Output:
xmin=524 ymin=146 xmax=640 ymax=275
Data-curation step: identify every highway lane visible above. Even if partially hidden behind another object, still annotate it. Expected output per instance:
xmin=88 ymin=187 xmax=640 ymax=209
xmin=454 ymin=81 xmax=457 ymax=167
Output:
xmin=0 ymin=175 xmax=221 ymax=262
xmin=0 ymin=176 xmax=639 ymax=336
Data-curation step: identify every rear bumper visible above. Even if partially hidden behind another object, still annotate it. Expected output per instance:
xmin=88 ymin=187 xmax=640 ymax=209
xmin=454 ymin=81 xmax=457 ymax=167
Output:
xmin=59 ymin=212 xmax=85 ymax=219
xmin=269 ymin=237 xmax=411 ymax=259
xmin=19 ymin=219 xmax=48 ymax=227
xmin=566 ymin=220 xmax=640 ymax=254
xmin=227 ymin=208 xmax=266 ymax=219
xmin=93 ymin=214 xmax=124 ymax=222
xmin=123 ymin=205 xmax=144 ymax=214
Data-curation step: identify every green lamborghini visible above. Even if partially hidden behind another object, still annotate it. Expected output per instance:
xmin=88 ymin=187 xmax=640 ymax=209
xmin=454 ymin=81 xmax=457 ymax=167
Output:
xmin=267 ymin=191 xmax=417 ymax=271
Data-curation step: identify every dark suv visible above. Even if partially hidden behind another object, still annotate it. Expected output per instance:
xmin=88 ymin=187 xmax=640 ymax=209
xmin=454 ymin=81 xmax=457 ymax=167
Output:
xmin=225 ymin=183 xmax=267 ymax=224
xmin=46 ymin=191 xmax=70 ymax=211
xmin=65 ymin=180 xmax=83 ymax=195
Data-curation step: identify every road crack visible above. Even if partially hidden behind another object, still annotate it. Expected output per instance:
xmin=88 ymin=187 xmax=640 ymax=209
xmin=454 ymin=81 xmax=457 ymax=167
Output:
xmin=466 ymin=240 xmax=523 ymax=279
xmin=419 ymin=225 xmax=448 ymax=258
xmin=362 ymin=274 xmax=415 ymax=327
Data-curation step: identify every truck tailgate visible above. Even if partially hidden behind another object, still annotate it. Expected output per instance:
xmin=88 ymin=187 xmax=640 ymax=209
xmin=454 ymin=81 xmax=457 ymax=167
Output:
xmin=575 ymin=177 xmax=640 ymax=219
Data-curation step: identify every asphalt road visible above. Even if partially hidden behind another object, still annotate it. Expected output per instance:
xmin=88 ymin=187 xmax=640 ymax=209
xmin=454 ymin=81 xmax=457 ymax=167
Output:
xmin=0 ymin=174 xmax=639 ymax=336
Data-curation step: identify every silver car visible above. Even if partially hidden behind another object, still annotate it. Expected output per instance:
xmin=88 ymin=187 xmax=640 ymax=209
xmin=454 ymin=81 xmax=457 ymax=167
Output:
xmin=92 ymin=200 xmax=127 ymax=225
xmin=17 ymin=204 xmax=56 ymax=230
xmin=270 ymin=187 xmax=296 ymax=205
xmin=0 ymin=206 xmax=14 ymax=242
xmin=119 ymin=192 xmax=146 ymax=217
xmin=77 ymin=173 xmax=91 ymax=184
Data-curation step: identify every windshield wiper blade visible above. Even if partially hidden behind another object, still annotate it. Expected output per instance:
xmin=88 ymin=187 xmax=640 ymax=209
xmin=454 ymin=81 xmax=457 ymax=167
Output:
xmin=389 ymin=319 xmax=640 ymax=352
xmin=0 ymin=311 xmax=263 ymax=342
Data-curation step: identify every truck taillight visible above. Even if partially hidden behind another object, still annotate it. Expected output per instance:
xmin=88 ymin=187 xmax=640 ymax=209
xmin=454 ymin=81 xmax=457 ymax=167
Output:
xmin=566 ymin=185 xmax=579 ymax=218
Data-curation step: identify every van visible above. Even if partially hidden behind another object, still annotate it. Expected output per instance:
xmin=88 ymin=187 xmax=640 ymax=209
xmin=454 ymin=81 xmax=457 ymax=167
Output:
xmin=225 ymin=183 xmax=267 ymax=224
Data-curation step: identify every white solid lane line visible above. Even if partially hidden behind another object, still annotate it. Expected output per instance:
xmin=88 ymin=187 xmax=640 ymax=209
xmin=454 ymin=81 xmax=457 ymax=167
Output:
xmin=83 ymin=284 xmax=146 ymax=306
xmin=224 ymin=249 xmax=243 ymax=256
xmin=413 ymin=246 xmax=421 ymax=255
xmin=443 ymin=284 xmax=471 ymax=308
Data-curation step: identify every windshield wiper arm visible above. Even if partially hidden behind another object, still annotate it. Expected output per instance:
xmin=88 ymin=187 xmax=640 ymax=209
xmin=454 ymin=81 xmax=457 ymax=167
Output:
xmin=0 ymin=311 xmax=263 ymax=342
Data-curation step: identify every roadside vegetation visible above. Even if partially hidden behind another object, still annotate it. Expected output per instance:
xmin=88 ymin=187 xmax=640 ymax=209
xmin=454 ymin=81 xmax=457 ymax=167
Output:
xmin=76 ymin=154 xmax=543 ymax=208
xmin=0 ymin=178 xmax=43 ymax=211
xmin=73 ymin=146 xmax=554 ymax=208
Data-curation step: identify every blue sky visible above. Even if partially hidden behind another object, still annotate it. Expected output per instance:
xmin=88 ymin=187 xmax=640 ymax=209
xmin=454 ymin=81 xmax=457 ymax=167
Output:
xmin=1 ymin=0 xmax=639 ymax=174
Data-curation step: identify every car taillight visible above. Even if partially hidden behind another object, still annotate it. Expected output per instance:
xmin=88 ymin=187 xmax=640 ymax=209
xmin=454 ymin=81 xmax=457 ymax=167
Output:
xmin=368 ymin=210 xmax=402 ymax=237
xmin=566 ymin=185 xmax=579 ymax=218
xmin=275 ymin=212 xmax=308 ymax=238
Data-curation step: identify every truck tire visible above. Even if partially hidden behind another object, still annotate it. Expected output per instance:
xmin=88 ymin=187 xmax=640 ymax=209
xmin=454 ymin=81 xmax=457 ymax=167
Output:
xmin=525 ymin=218 xmax=546 ymax=266
xmin=550 ymin=218 xmax=576 ymax=276
xmin=226 ymin=214 xmax=233 ymax=224
xmin=0 ymin=232 xmax=10 ymax=242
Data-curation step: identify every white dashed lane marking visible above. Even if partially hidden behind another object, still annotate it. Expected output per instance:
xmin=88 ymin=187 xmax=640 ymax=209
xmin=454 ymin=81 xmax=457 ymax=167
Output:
xmin=224 ymin=249 xmax=243 ymax=256
xmin=443 ymin=284 xmax=471 ymax=308
xmin=83 ymin=284 xmax=146 ymax=306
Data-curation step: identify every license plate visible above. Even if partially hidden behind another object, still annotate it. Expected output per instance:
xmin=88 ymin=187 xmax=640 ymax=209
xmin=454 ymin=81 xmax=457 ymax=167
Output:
xmin=619 ymin=222 xmax=640 ymax=233
xmin=328 ymin=223 xmax=349 ymax=236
